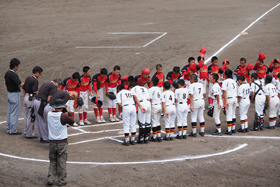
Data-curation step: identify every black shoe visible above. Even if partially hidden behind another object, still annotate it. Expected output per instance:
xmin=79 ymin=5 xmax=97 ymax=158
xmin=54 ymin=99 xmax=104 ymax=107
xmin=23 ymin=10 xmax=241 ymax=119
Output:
xmin=122 ymin=140 xmax=130 ymax=146
xmin=157 ymin=137 xmax=162 ymax=142
xmin=137 ymin=140 xmax=144 ymax=144
xmin=275 ymin=123 xmax=280 ymax=127
xmin=40 ymin=139 xmax=49 ymax=143
xmin=47 ymin=181 xmax=53 ymax=186
xmin=175 ymin=135 xmax=183 ymax=139
xmin=212 ymin=131 xmax=222 ymax=136
xmin=58 ymin=181 xmax=67 ymax=186
xmin=199 ymin=132 xmax=205 ymax=137
xmin=25 ymin=136 xmax=38 ymax=139
xmin=144 ymin=139 xmax=149 ymax=144
xmin=130 ymin=140 xmax=135 ymax=145
xmin=170 ymin=137 xmax=174 ymax=141
xmin=163 ymin=137 xmax=170 ymax=141
xmin=245 ymin=128 xmax=249 ymax=132
xmin=225 ymin=130 xmax=232 ymax=135
xmin=232 ymin=129 xmax=236 ymax=133
xmin=189 ymin=132 xmax=197 ymax=137
xmin=238 ymin=128 xmax=245 ymax=133
xmin=150 ymin=137 xmax=158 ymax=142
xmin=183 ymin=135 xmax=187 ymax=139
xmin=9 ymin=131 xmax=22 ymax=135
xmin=265 ymin=126 xmax=275 ymax=129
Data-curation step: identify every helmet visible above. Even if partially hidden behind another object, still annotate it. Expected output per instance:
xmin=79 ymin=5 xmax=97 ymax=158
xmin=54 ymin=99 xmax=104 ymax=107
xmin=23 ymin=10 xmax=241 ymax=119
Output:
xmin=247 ymin=63 xmax=253 ymax=71
xmin=207 ymin=108 xmax=214 ymax=117
xmin=142 ymin=68 xmax=150 ymax=75
xmin=172 ymin=79 xmax=179 ymax=89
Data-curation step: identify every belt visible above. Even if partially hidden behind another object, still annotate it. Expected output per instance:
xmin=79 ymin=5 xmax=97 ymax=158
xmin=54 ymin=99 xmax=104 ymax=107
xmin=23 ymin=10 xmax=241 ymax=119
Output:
xmin=227 ymin=97 xmax=237 ymax=99
xmin=179 ymin=102 xmax=187 ymax=104
xmin=166 ymin=104 xmax=175 ymax=107
xmin=152 ymin=103 xmax=161 ymax=105
xmin=194 ymin=99 xmax=203 ymax=101
xmin=9 ymin=91 xmax=20 ymax=93
xmin=271 ymin=96 xmax=274 ymax=98
xmin=36 ymin=98 xmax=41 ymax=101
xmin=243 ymin=98 xmax=248 ymax=99
xmin=123 ymin=104 xmax=135 ymax=106
xmin=140 ymin=99 xmax=149 ymax=102
xmin=258 ymin=93 xmax=262 ymax=95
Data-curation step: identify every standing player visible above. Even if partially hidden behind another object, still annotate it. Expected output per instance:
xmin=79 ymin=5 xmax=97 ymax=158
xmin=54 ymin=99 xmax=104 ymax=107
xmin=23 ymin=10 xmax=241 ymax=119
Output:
xmin=131 ymin=82 xmax=151 ymax=144
xmin=189 ymin=74 xmax=205 ymax=137
xmin=78 ymin=66 xmax=93 ymax=126
xmin=134 ymin=68 xmax=152 ymax=88
xmin=250 ymin=73 xmax=266 ymax=130
xmin=220 ymin=59 xmax=230 ymax=80
xmin=120 ymin=75 xmax=134 ymax=90
xmin=106 ymin=66 xmax=121 ymax=122
xmin=61 ymin=72 xmax=80 ymax=126
xmin=237 ymin=75 xmax=251 ymax=133
xmin=166 ymin=66 xmax=181 ymax=90
xmin=148 ymin=77 xmax=162 ymax=142
xmin=268 ymin=59 xmax=280 ymax=85
xmin=210 ymin=73 xmax=223 ymax=136
xmin=235 ymin=58 xmax=251 ymax=83
xmin=182 ymin=57 xmax=197 ymax=89
xmin=152 ymin=64 xmax=164 ymax=91
xmin=174 ymin=79 xmax=189 ymax=139
xmin=207 ymin=56 xmax=220 ymax=108
xmin=197 ymin=56 xmax=208 ymax=96
xmin=92 ymin=68 xmax=108 ymax=123
xmin=222 ymin=69 xmax=237 ymax=135
xmin=162 ymin=81 xmax=176 ymax=141
xmin=264 ymin=75 xmax=279 ymax=129
xmin=254 ymin=53 xmax=268 ymax=87
xmin=22 ymin=66 xmax=43 ymax=138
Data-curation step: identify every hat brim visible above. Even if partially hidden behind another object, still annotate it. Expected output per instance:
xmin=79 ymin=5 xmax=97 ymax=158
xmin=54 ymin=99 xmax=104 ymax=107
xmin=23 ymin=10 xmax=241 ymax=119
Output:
xmin=51 ymin=104 xmax=67 ymax=109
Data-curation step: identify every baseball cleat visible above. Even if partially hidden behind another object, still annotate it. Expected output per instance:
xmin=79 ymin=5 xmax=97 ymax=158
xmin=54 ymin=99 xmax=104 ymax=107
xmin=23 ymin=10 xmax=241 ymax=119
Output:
xmin=211 ymin=131 xmax=222 ymax=136
xmin=275 ymin=123 xmax=280 ymax=127
xmin=163 ymin=136 xmax=170 ymax=141
xmin=199 ymin=132 xmax=205 ymax=137
xmin=238 ymin=128 xmax=245 ymax=133
xmin=72 ymin=122 xmax=78 ymax=127
xmin=182 ymin=135 xmax=187 ymax=139
xmin=157 ymin=137 xmax=162 ymax=142
xmin=137 ymin=140 xmax=144 ymax=144
xmin=118 ymin=114 xmax=122 ymax=119
xmin=96 ymin=118 xmax=102 ymax=123
xmin=122 ymin=140 xmax=130 ymax=146
xmin=225 ymin=130 xmax=232 ymax=135
xmin=114 ymin=116 xmax=120 ymax=122
xmin=245 ymin=128 xmax=249 ymax=132
xmin=175 ymin=135 xmax=183 ymax=139
xmin=188 ymin=132 xmax=197 ymax=137
xmin=84 ymin=119 xmax=92 ymax=125
xmin=150 ymin=137 xmax=158 ymax=142
xmin=169 ymin=137 xmax=174 ymax=141
xmin=231 ymin=129 xmax=236 ymax=133
xmin=79 ymin=120 xmax=84 ymax=126
xmin=265 ymin=126 xmax=275 ymax=129
xmin=109 ymin=117 xmax=115 ymax=122
xmin=100 ymin=117 xmax=106 ymax=123
xmin=130 ymin=140 xmax=135 ymax=145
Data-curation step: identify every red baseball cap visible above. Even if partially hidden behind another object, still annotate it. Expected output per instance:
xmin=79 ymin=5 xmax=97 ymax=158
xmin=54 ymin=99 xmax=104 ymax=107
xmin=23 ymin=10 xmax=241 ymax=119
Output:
xmin=273 ymin=59 xmax=280 ymax=63
xmin=200 ymin=47 xmax=207 ymax=56
xmin=190 ymin=63 xmax=197 ymax=71
xmin=258 ymin=52 xmax=265 ymax=62
xmin=222 ymin=59 xmax=230 ymax=64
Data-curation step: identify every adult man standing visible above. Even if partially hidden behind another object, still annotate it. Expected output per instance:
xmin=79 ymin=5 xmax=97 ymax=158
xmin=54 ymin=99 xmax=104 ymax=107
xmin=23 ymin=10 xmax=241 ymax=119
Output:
xmin=47 ymin=99 xmax=74 ymax=186
xmin=34 ymin=79 xmax=62 ymax=143
xmin=22 ymin=66 xmax=43 ymax=138
xmin=4 ymin=58 xmax=24 ymax=135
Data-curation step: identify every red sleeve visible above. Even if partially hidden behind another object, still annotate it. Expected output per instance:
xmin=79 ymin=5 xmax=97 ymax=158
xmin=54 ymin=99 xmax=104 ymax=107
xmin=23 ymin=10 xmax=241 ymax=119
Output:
xmin=254 ymin=63 xmax=259 ymax=69
xmin=117 ymin=80 xmax=122 ymax=85
xmin=76 ymin=86 xmax=80 ymax=96
xmin=269 ymin=60 xmax=274 ymax=69
xmin=221 ymin=63 xmax=227 ymax=72
xmin=60 ymin=85 xmax=65 ymax=90
xmin=105 ymin=82 xmax=108 ymax=95
xmin=247 ymin=76 xmax=250 ymax=83
xmin=198 ymin=60 xmax=203 ymax=69
xmin=183 ymin=71 xmax=190 ymax=77
xmin=148 ymin=82 xmax=152 ymax=88
xmin=93 ymin=81 xmax=98 ymax=93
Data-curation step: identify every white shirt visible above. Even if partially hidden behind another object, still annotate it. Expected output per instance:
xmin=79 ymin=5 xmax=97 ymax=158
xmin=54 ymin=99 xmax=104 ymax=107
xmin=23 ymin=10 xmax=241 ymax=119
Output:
xmin=250 ymin=80 xmax=264 ymax=95
xmin=116 ymin=89 xmax=135 ymax=106
xmin=189 ymin=82 xmax=204 ymax=100
xmin=238 ymin=83 xmax=251 ymax=99
xmin=275 ymin=79 xmax=280 ymax=93
xmin=211 ymin=82 xmax=222 ymax=100
xmin=175 ymin=87 xmax=188 ymax=103
xmin=148 ymin=86 xmax=162 ymax=105
xmin=221 ymin=78 xmax=237 ymax=98
xmin=264 ymin=83 xmax=278 ymax=98
xmin=131 ymin=85 xmax=150 ymax=102
xmin=48 ymin=112 xmax=67 ymax=141
xmin=162 ymin=90 xmax=175 ymax=106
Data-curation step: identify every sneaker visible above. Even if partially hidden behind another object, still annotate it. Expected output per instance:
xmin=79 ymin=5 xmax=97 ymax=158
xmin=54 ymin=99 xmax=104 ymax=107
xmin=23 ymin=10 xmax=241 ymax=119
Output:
xmin=130 ymin=140 xmax=135 ymax=145
xmin=182 ymin=135 xmax=187 ymax=139
xmin=137 ymin=140 xmax=144 ymax=144
xmin=245 ymin=128 xmax=249 ymax=132
xmin=275 ymin=123 xmax=280 ymax=127
xmin=109 ymin=117 xmax=115 ymax=122
xmin=114 ymin=116 xmax=120 ymax=122
xmin=67 ymin=124 xmax=70 ymax=127
xmin=208 ymin=104 xmax=213 ymax=109
xmin=96 ymin=118 xmax=102 ymax=123
xmin=79 ymin=120 xmax=84 ymax=126
xmin=72 ymin=122 xmax=78 ymax=127
xmin=175 ymin=135 xmax=183 ymax=139
xmin=150 ymin=137 xmax=158 ymax=142
xmin=238 ymin=128 xmax=245 ymax=133
xmin=122 ymin=140 xmax=130 ymax=146
xmin=211 ymin=131 xmax=222 ymax=136
xmin=84 ymin=119 xmax=92 ymax=125
xmin=157 ymin=137 xmax=162 ymax=142
xmin=189 ymin=132 xmax=197 ymax=137
xmin=144 ymin=139 xmax=149 ymax=144
xmin=225 ymin=130 xmax=232 ymax=135
xmin=170 ymin=137 xmax=174 ymax=141
xmin=101 ymin=117 xmax=106 ymax=123
xmin=232 ymin=129 xmax=236 ymax=133
xmin=265 ymin=126 xmax=275 ymax=129
xmin=199 ymin=132 xmax=205 ymax=137
xmin=163 ymin=136 xmax=170 ymax=141
xmin=118 ymin=114 xmax=122 ymax=119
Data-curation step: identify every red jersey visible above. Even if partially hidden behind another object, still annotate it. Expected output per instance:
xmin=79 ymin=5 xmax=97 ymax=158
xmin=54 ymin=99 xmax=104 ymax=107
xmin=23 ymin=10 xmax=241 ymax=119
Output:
xmin=134 ymin=75 xmax=152 ymax=88
xmin=254 ymin=63 xmax=269 ymax=79
xmin=182 ymin=65 xmax=197 ymax=80
xmin=268 ymin=60 xmax=280 ymax=79
xmin=79 ymin=75 xmax=92 ymax=92
xmin=92 ymin=73 xmax=107 ymax=92
xmin=152 ymin=72 xmax=164 ymax=87
xmin=166 ymin=71 xmax=181 ymax=84
xmin=208 ymin=64 xmax=220 ymax=80
xmin=61 ymin=77 xmax=80 ymax=95
xmin=235 ymin=65 xmax=250 ymax=82
xmin=120 ymin=76 xmax=130 ymax=90
xmin=198 ymin=60 xmax=208 ymax=80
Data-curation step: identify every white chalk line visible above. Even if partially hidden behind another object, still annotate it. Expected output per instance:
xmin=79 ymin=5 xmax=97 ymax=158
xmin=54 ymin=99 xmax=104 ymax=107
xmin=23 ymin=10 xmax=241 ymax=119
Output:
xmin=108 ymin=137 xmax=123 ymax=143
xmin=142 ymin=32 xmax=167 ymax=47
xmin=206 ymin=135 xmax=280 ymax=139
xmin=204 ymin=2 xmax=280 ymax=64
xmin=0 ymin=118 xmax=24 ymax=125
xmin=108 ymin=32 xmax=166 ymax=35
xmin=69 ymin=135 xmax=123 ymax=145
xmin=76 ymin=46 xmax=142 ymax=49
xmin=0 ymin=144 xmax=247 ymax=165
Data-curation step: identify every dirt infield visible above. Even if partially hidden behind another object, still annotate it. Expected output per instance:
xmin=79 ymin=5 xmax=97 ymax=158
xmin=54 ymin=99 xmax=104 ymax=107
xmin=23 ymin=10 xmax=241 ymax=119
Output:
xmin=1 ymin=0 xmax=280 ymax=186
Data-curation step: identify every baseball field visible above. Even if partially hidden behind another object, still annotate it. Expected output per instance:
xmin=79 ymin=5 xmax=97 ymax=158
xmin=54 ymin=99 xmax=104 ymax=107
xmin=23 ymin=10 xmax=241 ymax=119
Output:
xmin=0 ymin=0 xmax=280 ymax=186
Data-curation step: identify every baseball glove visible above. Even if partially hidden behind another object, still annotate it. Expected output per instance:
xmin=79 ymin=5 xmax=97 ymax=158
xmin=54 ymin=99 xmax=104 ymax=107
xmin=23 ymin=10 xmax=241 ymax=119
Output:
xmin=77 ymin=97 xmax=84 ymax=106
xmin=207 ymin=107 xmax=214 ymax=117
xmin=73 ymin=98 xmax=79 ymax=109
xmin=106 ymin=92 xmax=116 ymax=100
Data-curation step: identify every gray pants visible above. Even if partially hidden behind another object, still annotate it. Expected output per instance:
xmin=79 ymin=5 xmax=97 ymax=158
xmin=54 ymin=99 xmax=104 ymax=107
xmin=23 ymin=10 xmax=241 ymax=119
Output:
xmin=24 ymin=94 xmax=35 ymax=137
xmin=44 ymin=103 xmax=53 ymax=129
xmin=7 ymin=92 xmax=21 ymax=134
xmin=34 ymin=99 xmax=49 ymax=141
xmin=47 ymin=143 xmax=68 ymax=185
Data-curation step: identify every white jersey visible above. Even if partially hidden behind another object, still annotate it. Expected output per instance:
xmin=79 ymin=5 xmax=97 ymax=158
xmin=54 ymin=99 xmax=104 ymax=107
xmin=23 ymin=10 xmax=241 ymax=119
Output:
xmin=116 ymin=89 xmax=135 ymax=106
xmin=250 ymin=80 xmax=264 ymax=95
xmin=264 ymin=83 xmax=278 ymax=98
xmin=275 ymin=79 xmax=280 ymax=92
xmin=162 ymin=90 xmax=175 ymax=106
xmin=211 ymin=82 xmax=222 ymax=100
xmin=238 ymin=83 xmax=251 ymax=99
xmin=148 ymin=86 xmax=162 ymax=105
xmin=131 ymin=85 xmax=150 ymax=102
xmin=175 ymin=87 xmax=188 ymax=103
xmin=221 ymin=78 xmax=237 ymax=98
xmin=189 ymin=82 xmax=204 ymax=100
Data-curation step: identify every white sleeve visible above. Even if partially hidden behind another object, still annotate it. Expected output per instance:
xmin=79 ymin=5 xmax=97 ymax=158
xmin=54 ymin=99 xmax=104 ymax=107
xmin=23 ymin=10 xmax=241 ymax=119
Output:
xmin=221 ymin=80 xmax=227 ymax=91
xmin=148 ymin=88 xmax=152 ymax=99
xmin=212 ymin=85 xmax=219 ymax=96
xmin=161 ymin=93 xmax=165 ymax=103
xmin=264 ymin=86 xmax=269 ymax=96
xmin=250 ymin=83 xmax=254 ymax=93
xmin=116 ymin=92 xmax=121 ymax=104
xmin=189 ymin=84 xmax=194 ymax=95
xmin=131 ymin=87 xmax=136 ymax=96
xmin=238 ymin=86 xmax=243 ymax=97
xmin=174 ymin=89 xmax=179 ymax=99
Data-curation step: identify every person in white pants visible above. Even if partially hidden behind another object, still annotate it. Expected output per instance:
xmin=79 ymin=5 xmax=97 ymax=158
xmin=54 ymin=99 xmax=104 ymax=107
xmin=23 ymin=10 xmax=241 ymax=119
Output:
xmin=189 ymin=74 xmax=205 ymax=137
xmin=237 ymin=75 xmax=251 ymax=133
xmin=174 ymin=79 xmax=189 ymax=139
xmin=130 ymin=82 xmax=151 ymax=144
xmin=148 ymin=77 xmax=163 ymax=142
xmin=162 ymin=81 xmax=176 ymax=141
xmin=222 ymin=69 xmax=237 ymax=135
xmin=264 ymin=75 xmax=279 ymax=129
xmin=210 ymin=73 xmax=223 ymax=136
xmin=275 ymin=73 xmax=280 ymax=127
